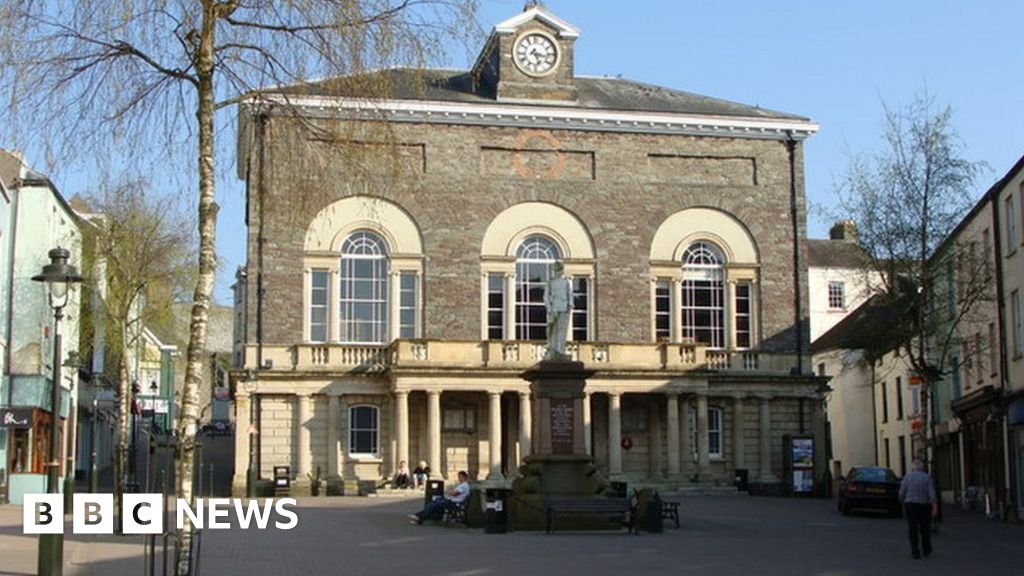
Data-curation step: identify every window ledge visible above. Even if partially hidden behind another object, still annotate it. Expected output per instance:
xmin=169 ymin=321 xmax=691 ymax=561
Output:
xmin=348 ymin=455 xmax=383 ymax=462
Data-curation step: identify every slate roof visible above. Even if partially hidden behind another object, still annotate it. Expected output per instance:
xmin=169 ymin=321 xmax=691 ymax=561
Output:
xmin=807 ymin=239 xmax=871 ymax=269
xmin=810 ymin=292 xmax=913 ymax=355
xmin=265 ymin=68 xmax=809 ymax=121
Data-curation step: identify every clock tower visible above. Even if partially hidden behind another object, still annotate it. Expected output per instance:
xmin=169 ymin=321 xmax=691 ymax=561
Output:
xmin=471 ymin=2 xmax=579 ymax=103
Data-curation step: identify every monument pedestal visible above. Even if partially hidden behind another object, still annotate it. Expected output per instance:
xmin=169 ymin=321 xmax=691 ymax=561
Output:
xmin=510 ymin=360 xmax=613 ymax=530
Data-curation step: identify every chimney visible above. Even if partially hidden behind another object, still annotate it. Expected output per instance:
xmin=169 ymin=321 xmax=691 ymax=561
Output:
xmin=830 ymin=220 xmax=858 ymax=243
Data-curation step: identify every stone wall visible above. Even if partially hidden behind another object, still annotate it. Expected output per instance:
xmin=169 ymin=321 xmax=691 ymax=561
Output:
xmin=244 ymin=117 xmax=809 ymax=353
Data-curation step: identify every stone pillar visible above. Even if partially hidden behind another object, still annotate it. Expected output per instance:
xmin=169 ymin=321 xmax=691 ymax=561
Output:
xmin=666 ymin=393 xmax=681 ymax=479
xmin=427 ymin=390 xmax=442 ymax=479
xmin=732 ymin=394 xmax=745 ymax=472
xmin=582 ymin=392 xmax=592 ymax=456
xmin=607 ymin=392 xmax=623 ymax=477
xmin=395 ymin=391 xmax=409 ymax=474
xmin=518 ymin=392 xmax=532 ymax=461
xmin=649 ymin=398 xmax=662 ymax=479
xmin=671 ymin=281 xmax=683 ymax=341
xmin=296 ymin=394 xmax=313 ymax=477
xmin=726 ymin=280 xmax=738 ymax=349
xmin=327 ymin=394 xmax=340 ymax=477
xmin=696 ymin=393 xmax=710 ymax=479
xmin=504 ymin=273 xmax=516 ymax=339
xmin=232 ymin=393 xmax=251 ymax=493
xmin=488 ymin=391 xmax=503 ymax=480
xmin=389 ymin=270 xmax=401 ymax=340
xmin=759 ymin=396 xmax=775 ymax=481
xmin=680 ymin=396 xmax=692 ymax=479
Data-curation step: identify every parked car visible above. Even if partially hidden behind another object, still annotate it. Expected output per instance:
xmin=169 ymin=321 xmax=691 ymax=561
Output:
xmin=837 ymin=466 xmax=902 ymax=517
xmin=200 ymin=420 xmax=233 ymax=436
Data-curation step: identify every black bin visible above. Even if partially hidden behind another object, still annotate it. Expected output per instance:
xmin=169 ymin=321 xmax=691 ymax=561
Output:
xmin=274 ymin=466 xmax=291 ymax=496
xmin=608 ymin=480 xmax=628 ymax=499
xmin=424 ymin=480 xmax=445 ymax=520
xmin=735 ymin=469 xmax=749 ymax=492
xmin=484 ymin=488 xmax=512 ymax=534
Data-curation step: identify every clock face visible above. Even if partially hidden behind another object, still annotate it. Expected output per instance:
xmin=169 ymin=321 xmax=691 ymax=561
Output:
xmin=514 ymin=33 xmax=558 ymax=76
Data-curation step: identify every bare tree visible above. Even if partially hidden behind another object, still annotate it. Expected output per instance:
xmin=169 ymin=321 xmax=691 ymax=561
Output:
xmin=77 ymin=178 xmax=194 ymax=532
xmin=0 ymin=1 xmax=475 ymax=572
xmin=833 ymin=92 xmax=989 ymax=476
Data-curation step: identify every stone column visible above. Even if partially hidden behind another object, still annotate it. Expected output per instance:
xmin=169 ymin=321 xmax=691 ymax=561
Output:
xmin=389 ymin=270 xmax=401 ymax=340
xmin=607 ymin=392 xmax=623 ymax=477
xmin=726 ymin=280 xmax=738 ymax=349
xmin=296 ymin=394 xmax=313 ymax=478
xmin=680 ymin=396 xmax=692 ymax=479
xmin=503 ymin=273 xmax=516 ymax=339
xmin=518 ymin=392 xmax=532 ymax=461
xmin=649 ymin=398 xmax=663 ymax=479
xmin=327 ymin=394 xmax=340 ymax=477
xmin=759 ymin=396 xmax=775 ymax=481
xmin=395 ymin=391 xmax=409 ymax=474
xmin=666 ymin=392 xmax=681 ymax=479
xmin=582 ymin=392 xmax=592 ymax=456
xmin=696 ymin=393 xmax=710 ymax=479
xmin=732 ymin=394 xmax=745 ymax=472
xmin=672 ymin=281 xmax=683 ymax=341
xmin=232 ymin=393 xmax=251 ymax=493
xmin=427 ymin=390 xmax=442 ymax=479
xmin=488 ymin=391 xmax=503 ymax=480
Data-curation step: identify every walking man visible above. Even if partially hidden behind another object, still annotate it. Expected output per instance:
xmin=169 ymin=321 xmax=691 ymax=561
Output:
xmin=899 ymin=458 xmax=938 ymax=559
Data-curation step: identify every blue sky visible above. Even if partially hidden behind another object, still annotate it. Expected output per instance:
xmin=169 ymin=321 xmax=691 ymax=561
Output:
xmin=27 ymin=1 xmax=1024 ymax=304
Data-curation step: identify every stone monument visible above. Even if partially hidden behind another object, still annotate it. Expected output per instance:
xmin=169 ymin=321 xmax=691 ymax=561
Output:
xmin=509 ymin=265 xmax=610 ymax=530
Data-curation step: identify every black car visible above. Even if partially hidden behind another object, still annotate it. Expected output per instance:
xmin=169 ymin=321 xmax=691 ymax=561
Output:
xmin=837 ymin=466 xmax=902 ymax=516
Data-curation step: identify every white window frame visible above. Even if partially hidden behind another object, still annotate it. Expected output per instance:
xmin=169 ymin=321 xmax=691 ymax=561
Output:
xmin=480 ymin=235 xmax=595 ymax=343
xmin=1007 ymin=193 xmax=1018 ymax=252
xmin=348 ymin=405 xmax=379 ymax=457
xmin=827 ymin=281 xmax=845 ymax=310
xmin=708 ymin=407 xmax=723 ymax=459
xmin=309 ymin=268 xmax=330 ymax=342
xmin=1012 ymin=290 xmax=1023 ymax=358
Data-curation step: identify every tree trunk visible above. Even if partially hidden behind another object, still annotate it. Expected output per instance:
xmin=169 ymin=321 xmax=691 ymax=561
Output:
xmin=114 ymin=323 xmax=130 ymax=533
xmin=175 ymin=2 xmax=219 ymax=574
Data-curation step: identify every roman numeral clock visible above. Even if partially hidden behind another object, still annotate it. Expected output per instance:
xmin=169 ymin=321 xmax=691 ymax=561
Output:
xmin=514 ymin=32 xmax=559 ymax=76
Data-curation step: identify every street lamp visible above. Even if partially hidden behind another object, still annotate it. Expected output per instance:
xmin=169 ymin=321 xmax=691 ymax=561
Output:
xmin=243 ymin=369 xmax=258 ymax=498
xmin=32 ymin=247 xmax=84 ymax=576
xmin=61 ymin=350 xmax=80 ymax=511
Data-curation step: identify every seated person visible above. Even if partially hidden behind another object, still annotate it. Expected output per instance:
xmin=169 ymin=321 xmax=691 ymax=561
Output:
xmin=408 ymin=470 xmax=470 ymax=525
xmin=412 ymin=461 xmax=430 ymax=489
xmin=394 ymin=460 xmax=411 ymax=489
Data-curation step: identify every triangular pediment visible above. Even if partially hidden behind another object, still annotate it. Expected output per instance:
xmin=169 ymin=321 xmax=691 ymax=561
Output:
xmin=493 ymin=4 xmax=580 ymax=38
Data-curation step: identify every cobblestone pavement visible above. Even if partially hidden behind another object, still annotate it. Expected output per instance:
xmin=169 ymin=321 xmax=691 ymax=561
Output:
xmin=2 ymin=492 xmax=1020 ymax=576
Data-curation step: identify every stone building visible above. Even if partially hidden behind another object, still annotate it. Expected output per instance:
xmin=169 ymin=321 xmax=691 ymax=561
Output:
xmin=231 ymin=5 xmax=827 ymax=495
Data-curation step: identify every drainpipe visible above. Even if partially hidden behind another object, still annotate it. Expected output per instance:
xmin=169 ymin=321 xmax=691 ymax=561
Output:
xmin=786 ymin=133 xmax=805 ymax=374
xmin=4 ymin=185 xmax=17 ymax=406
xmin=990 ymin=185 xmax=1013 ymax=516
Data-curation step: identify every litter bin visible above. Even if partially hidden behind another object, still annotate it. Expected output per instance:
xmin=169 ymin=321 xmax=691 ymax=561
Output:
xmin=274 ymin=466 xmax=291 ymax=496
xmin=609 ymin=480 xmax=628 ymax=499
xmin=424 ymin=480 xmax=445 ymax=521
xmin=484 ymin=488 xmax=512 ymax=534
xmin=734 ymin=469 xmax=749 ymax=492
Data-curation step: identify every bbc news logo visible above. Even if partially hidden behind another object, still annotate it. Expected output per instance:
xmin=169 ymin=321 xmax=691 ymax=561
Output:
xmin=24 ymin=494 xmax=299 ymax=534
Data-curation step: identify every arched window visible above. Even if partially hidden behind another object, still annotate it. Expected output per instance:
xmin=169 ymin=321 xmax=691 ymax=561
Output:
xmin=340 ymin=231 xmax=389 ymax=344
xmin=681 ymin=241 xmax=726 ymax=348
xmin=515 ymin=235 xmax=561 ymax=340
xmin=348 ymin=405 xmax=379 ymax=456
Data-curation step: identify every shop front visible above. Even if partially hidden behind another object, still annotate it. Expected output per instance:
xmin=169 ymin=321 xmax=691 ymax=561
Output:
xmin=1 ymin=406 xmax=63 ymax=504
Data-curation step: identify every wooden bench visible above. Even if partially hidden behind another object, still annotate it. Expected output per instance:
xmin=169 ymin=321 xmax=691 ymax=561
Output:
xmin=545 ymin=498 xmax=633 ymax=534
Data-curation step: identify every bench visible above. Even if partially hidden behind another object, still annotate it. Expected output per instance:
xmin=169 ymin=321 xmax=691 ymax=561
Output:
xmin=442 ymin=500 xmax=468 ymax=526
xmin=661 ymin=498 xmax=680 ymax=528
xmin=545 ymin=498 xmax=633 ymax=534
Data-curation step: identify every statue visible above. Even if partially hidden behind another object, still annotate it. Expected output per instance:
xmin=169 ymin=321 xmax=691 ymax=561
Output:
xmin=544 ymin=262 xmax=573 ymax=360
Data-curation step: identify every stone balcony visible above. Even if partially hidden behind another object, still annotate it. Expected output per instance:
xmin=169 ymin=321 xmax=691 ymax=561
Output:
xmin=243 ymin=340 xmax=799 ymax=375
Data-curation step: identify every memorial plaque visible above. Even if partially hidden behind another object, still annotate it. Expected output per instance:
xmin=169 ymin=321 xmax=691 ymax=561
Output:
xmin=550 ymin=398 xmax=574 ymax=454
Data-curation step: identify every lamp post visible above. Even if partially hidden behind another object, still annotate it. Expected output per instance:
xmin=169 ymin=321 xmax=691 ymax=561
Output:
xmin=88 ymin=374 xmax=100 ymax=494
xmin=244 ymin=370 xmax=257 ymax=498
xmin=32 ymin=247 xmax=84 ymax=576
xmin=61 ymin=351 xmax=80 ymax=511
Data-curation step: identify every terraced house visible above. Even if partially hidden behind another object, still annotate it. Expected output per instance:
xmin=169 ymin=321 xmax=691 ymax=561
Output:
xmin=230 ymin=5 xmax=827 ymax=495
